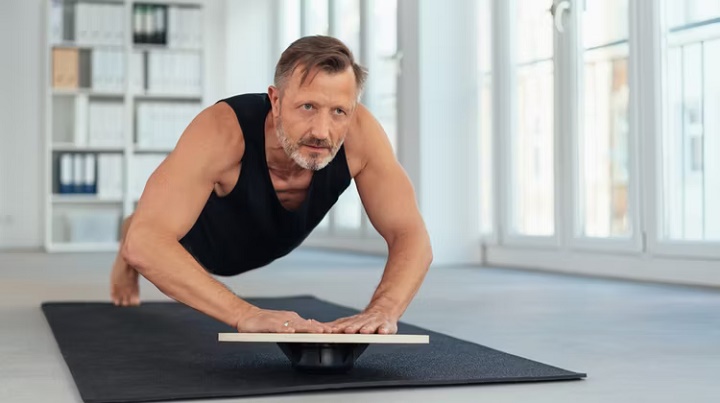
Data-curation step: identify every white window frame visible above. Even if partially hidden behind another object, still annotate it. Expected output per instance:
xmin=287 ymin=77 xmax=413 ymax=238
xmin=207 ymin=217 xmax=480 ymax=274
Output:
xmin=485 ymin=0 xmax=720 ymax=285
xmin=646 ymin=0 xmax=720 ymax=260
xmin=496 ymin=0 xmax=561 ymax=249
xmin=565 ymin=0 xmax=643 ymax=254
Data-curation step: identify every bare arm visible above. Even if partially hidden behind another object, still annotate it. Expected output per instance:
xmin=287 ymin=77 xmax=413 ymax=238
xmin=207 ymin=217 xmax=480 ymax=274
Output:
xmin=329 ymin=106 xmax=433 ymax=334
xmin=122 ymin=103 xmax=251 ymax=328
xmin=122 ymin=104 xmax=328 ymax=333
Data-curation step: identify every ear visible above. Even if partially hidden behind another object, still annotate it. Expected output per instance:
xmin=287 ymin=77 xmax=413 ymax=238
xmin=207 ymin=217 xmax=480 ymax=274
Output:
xmin=267 ymin=85 xmax=281 ymax=118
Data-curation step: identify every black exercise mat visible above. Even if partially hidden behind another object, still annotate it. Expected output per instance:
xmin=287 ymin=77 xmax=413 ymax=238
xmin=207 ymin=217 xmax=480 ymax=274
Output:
xmin=42 ymin=295 xmax=586 ymax=403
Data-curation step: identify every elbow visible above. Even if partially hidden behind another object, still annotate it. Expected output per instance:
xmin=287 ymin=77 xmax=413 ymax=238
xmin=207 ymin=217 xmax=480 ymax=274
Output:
xmin=424 ymin=238 xmax=434 ymax=269
xmin=121 ymin=225 xmax=150 ymax=273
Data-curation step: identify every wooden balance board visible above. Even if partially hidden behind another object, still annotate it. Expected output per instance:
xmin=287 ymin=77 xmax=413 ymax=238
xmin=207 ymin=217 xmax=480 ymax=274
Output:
xmin=219 ymin=333 xmax=430 ymax=373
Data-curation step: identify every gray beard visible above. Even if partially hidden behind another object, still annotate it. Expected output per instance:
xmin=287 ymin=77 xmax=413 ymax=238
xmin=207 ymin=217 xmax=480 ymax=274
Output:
xmin=275 ymin=117 xmax=342 ymax=171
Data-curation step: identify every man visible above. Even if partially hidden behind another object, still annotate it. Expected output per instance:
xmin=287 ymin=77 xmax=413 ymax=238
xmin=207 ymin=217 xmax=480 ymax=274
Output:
xmin=110 ymin=36 xmax=432 ymax=335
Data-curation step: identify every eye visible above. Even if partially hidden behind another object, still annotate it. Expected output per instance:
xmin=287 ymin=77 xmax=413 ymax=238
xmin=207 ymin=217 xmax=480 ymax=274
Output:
xmin=334 ymin=108 xmax=346 ymax=115
xmin=302 ymin=104 xmax=313 ymax=111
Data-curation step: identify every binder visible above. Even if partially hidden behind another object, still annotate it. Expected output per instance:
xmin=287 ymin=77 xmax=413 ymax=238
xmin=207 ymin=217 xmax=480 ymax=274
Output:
xmin=133 ymin=4 xmax=143 ymax=43
xmin=84 ymin=154 xmax=97 ymax=194
xmin=154 ymin=6 xmax=167 ymax=44
xmin=97 ymin=154 xmax=123 ymax=199
xmin=72 ymin=153 xmax=84 ymax=193
xmin=143 ymin=4 xmax=154 ymax=43
xmin=59 ymin=153 xmax=73 ymax=194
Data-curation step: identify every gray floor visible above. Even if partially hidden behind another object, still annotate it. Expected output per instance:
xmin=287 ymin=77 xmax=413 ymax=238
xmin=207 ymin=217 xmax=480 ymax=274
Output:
xmin=1 ymin=249 xmax=719 ymax=403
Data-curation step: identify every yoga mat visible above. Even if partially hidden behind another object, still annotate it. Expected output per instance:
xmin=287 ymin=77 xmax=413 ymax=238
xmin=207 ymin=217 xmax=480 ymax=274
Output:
xmin=42 ymin=295 xmax=586 ymax=403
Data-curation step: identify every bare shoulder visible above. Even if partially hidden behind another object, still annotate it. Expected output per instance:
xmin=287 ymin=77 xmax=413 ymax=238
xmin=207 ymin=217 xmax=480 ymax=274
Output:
xmin=171 ymin=101 xmax=245 ymax=179
xmin=180 ymin=102 xmax=244 ymax=157
xmin=343 ymin=103 xmax=394 ymax=178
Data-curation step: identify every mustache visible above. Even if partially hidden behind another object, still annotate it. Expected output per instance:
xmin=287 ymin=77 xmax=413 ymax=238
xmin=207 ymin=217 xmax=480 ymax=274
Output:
xmin=299 ymin=137 xmax=332 ymax=148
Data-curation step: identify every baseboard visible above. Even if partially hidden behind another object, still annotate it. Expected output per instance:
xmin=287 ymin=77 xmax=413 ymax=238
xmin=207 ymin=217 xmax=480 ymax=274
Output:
xmin=485 ymin=245 xmax=720 ymax=288
xmin=301 ymin=234 xmax=387 ymax=256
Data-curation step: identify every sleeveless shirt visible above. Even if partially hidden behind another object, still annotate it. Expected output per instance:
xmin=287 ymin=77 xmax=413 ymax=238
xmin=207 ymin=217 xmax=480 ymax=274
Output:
xmin=179 ymin=93 xmax=352 ymax=276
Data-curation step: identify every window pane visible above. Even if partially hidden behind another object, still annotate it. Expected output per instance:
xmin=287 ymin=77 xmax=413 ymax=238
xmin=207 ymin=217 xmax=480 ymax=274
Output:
xmin=305 ymin=0 xmax=328 ymax=35
xmin=666 ymin=0 xmax=720 ymax=29
xmin=579 ymin=0 xmax=631 ymax=238
xmin=330 ymin=0 xmax=397 ymax=235
xmin=371 ymin=0 xmax=398 ymax=152
xmin=704 ymin=40 xmax=720 ymax=239
xmin=333 ymin=0 xmax=360 ymax=57
xmin=478 ymin=0 xmax=493 ymax=236
xmin=584 ymin=0 xmax=628 ymax=48
xmin=511 ymin=0 xmax=554 ymax=236
xmin=662 ymin=4 xmax=720 ymax=241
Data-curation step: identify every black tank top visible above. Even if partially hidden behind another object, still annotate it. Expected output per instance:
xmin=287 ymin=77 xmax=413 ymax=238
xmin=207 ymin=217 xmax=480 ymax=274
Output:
xmin=179 ymin=93 xmax=352 ymax=276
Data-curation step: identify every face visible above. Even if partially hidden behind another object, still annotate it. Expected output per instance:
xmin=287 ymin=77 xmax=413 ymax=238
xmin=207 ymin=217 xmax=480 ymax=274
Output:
xmin=268 ymin=66 xmax=358 ymax=171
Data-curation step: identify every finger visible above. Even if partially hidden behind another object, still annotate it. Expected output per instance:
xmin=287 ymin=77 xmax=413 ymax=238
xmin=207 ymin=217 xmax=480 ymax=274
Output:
xmin=331 ymin=321 xmax=353 ymax=333
xmin=343 ymin=319 xmax=372 ymax=334
xmin=293 ymin=319 xmax=325 ymax=333
xmin=307 ymin=319 xmax=331 ymax=333
xmin=377 ymin=322 xmax=397 ymax=334
xmin=359 ymin=319 xmax=384 ymax=334
xmin=130 ymin=295 xmax=140 ymax=306
xmin=338 ymin=317 xmax=365 ymax=333
xmin=328 ymin=315 xmax=358 ymax=326
xmin=319 ymin=322 xmax=334 ymax=333
xmin=278 ymin=319 xmax=295 ymax=333
xmin=328 ymin=317 xmax=357 ymax=333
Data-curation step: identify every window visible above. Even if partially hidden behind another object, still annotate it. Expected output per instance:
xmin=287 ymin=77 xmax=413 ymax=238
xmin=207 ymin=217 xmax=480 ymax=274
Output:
xmin=578 ymin=0 xmax=631 ymax=238
xmin=473 ymin=0 xmax=720 ymax=279
xmin=510 ymin=0 xmax=555 ymax=237
xmin=332 ymin=0 xmax=360 ymax=57
xmin=371 ymin=0 xmax=399 ymax=153
xmin=661 ymin=0 xmax=720 ymax=241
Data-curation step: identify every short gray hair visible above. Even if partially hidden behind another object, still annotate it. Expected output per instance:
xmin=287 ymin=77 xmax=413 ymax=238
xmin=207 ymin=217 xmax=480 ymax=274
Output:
xmin=274 ymin=35 xmax=368 ymax=97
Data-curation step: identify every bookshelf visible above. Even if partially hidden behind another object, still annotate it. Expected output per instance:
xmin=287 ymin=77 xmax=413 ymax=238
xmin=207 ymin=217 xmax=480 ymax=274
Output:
xmin=44 ymin=0 xmax=206 ymax=252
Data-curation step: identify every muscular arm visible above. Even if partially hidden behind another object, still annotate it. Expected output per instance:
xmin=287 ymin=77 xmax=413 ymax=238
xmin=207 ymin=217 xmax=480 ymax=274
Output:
xmin=121 ymin=103 xmax=252 ymax=328
xmin=334 ymin=106 xmax=433 ymax=332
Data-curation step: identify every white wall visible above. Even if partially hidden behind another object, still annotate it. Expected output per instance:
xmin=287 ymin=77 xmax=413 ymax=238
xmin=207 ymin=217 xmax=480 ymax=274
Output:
xmin=0 ymin=0 xmax=45 ymax=249
xmin=397 ymin=0 xmax=482 ymax=265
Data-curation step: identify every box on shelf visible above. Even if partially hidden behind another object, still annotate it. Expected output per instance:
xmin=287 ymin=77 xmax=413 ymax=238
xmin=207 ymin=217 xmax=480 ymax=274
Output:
xmin=52 ymin=47 xmax=79 ymax=89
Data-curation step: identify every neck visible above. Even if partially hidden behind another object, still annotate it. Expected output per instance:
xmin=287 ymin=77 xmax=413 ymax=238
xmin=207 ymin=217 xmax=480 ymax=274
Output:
xmin=263 ymin=111 xmax=306 ymax=174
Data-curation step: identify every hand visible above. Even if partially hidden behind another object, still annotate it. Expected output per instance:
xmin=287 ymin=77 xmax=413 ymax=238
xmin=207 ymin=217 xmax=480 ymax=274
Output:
xmin=110 ymin=257 xmax=140 ymax=307
xmin=236 ymin=307 xmax=332 ymax=333
xmin=327 ymin=310 xmax=398 ymax=334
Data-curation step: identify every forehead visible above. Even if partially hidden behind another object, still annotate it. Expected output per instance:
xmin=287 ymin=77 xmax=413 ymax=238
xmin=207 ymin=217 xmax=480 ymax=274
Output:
xmin=283 ymin=65 xmax=357 ymax=105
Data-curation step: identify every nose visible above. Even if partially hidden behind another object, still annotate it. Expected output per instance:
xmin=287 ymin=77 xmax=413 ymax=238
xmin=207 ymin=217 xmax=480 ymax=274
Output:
xmin=312 ymin=114 xmax=331 ymax=140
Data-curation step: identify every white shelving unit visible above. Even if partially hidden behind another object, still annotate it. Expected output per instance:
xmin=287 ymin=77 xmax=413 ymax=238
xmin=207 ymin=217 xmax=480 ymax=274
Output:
xmin=43 ymin=0 xmax=205 ymax=252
